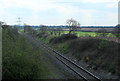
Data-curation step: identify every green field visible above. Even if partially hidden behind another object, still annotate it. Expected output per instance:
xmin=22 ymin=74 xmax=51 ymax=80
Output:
xmin=20 ymin=28 xmax=116 ymax=38
xmin=63 ymin=31 xmax=115 ymax=37
xmin=36 ymin=30 xmax=116 ymax=38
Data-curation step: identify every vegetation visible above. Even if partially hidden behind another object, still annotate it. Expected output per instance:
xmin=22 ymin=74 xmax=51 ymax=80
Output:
xmin=23 ymin=21 xmax=119 ymax=77
xmin=36 ymin=26 xmax=119 ymax=76
xmin=2 ymin=19 xmax=119 ymax=79
xmin=112 ymin=24 xmax=120 ymax=38
xmin=2 ymin=25 xmax=54 ymax=79
xmin=66 ymin=18 xmax=80 ymax=35
xmin=44 ymin=30 xmax=115 ymax=38
xmin=49 ymin=34 xmax=77 ymax=44
xmin=39 ymin=25 xmax=48 ymax=34
xmin=96 ymin=29 xmax=108 ymax=37
xmin=24 ymin=24 xmax=34 ymax=34
xmin=68 ymin=38 xmax=119 ymax=74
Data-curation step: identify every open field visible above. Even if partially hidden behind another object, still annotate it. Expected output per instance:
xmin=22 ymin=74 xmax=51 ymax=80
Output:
xmin=63 ymin=31 xmax=116 ymax=37
xmin=79 ymin=28 xmax=114 ymax=32
xmin=42 ymin=30 xmax=116 ymax=37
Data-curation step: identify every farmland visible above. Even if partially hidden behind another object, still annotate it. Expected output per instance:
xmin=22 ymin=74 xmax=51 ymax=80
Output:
xmin=63 ymin=31 xmax=116 ymax=37
xmin=42 ymin=30 xmax=116 ymax=38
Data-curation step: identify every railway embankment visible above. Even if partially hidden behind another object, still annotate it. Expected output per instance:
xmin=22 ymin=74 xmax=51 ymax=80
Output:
xmin=37 ymin=33 xmax=120 ymax=79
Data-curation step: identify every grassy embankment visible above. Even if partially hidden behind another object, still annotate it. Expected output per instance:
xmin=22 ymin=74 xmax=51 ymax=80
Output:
xmin=37 ymin=30 xmax=119 ymax=76
xmin=2 ymin=27 xmax=57 ymax=79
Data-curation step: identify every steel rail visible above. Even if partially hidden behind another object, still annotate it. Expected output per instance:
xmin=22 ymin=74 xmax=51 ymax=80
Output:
xmin=56 ymin=56 xmax=88 ymax=81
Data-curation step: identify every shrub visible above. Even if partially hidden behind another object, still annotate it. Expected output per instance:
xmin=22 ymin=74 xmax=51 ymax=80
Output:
xmin=112 ymin=24 xmax=120 ymax=38
xmin=68 ymin=38 xmax=119 ymax=75
xmin=98 ymin=38 xmax=107 ymax=49
xmin=49 ymin=34 xmax=77 ymax=44
xmin=96 ymin=29 xmax=108 ymax=37
xmin=69 ymin=38 xmax=101 ymax=52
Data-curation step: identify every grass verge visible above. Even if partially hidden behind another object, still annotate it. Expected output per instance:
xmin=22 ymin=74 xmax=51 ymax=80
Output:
xmin=2 ymin=27 xmax=56 ymax=79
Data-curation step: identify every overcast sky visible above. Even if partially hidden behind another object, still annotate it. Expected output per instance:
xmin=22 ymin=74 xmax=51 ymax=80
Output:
xmin=0 ymin=0 xmax=119 ymax=26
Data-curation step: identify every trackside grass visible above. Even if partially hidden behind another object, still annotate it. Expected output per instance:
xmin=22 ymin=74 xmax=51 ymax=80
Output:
xmin=2 ymin=27 xmax=57 ymax=79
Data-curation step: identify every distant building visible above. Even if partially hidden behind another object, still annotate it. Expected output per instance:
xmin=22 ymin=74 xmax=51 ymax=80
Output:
xmin=118 ymin=1 xmax=120 ymax=24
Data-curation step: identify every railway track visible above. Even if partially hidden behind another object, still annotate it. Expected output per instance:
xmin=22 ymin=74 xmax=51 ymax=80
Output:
xmin=38 ymin=41 xmax=102 ymax=81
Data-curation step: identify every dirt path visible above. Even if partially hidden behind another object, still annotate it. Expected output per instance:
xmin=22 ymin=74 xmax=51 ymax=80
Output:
xmin=20 ymin=32 xmax=79 ymax=79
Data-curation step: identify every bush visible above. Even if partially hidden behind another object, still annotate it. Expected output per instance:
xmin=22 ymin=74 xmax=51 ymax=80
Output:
xmin=49 ymin=34 xmax=77 ymax=44
xmin=37 ymin=32 xmax=49 ymax=39
xmin=112 ymin=24 xmax=120 ymax=38
xmin=69 ymin=38 xmax=101 ymax=52
xmin=68 ymin=38 xmax=119 ymax=75
xmin=96 ymin=29 xmax=108 ymax=37
xmin=98 ymin=38 xmax=107 ymax=49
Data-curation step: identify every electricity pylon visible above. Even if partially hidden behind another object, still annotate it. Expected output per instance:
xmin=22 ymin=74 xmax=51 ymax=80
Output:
xmin=16 ymin=17 xmax=22 ymax=26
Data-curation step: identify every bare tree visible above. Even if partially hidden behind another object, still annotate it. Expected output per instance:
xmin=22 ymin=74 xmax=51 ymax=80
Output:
xmin=66 ymin=18 xmax=80 ymax=35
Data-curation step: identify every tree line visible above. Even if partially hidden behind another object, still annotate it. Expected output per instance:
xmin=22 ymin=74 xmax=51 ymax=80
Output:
xmin=3 ymin=19 xmax=118 ymax=38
